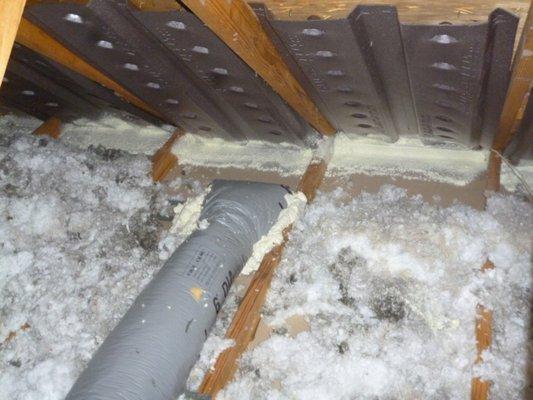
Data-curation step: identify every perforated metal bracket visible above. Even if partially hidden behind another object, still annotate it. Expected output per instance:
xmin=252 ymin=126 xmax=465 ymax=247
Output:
xmin=17 ymin=2 xmax=519 ymax=149
xmin=253 ymin=4 xmax=518 ymax=148
xmin=254 ymin=4 xmax=405 ymax=142
xmin=2 ymin=43 xmax=160 ymax=124
xmin=14 ymin=45 xmax=162 ymax=125
xmin=1 ymin=44 xmax=96 ymax=121
xmin=402 ymin=8 xmax=517 ymax=148
xmin=131 ymin=7 xmax=313 ymax=144
xmin=24 ymin=0 xmax=316 ymax=144
xmin=25 ymin=1 xmax=234 ymax=140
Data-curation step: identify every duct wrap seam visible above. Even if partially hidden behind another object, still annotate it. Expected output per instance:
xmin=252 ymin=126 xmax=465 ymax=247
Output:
xmin=65 ymin=180 xmax=291 ymax=400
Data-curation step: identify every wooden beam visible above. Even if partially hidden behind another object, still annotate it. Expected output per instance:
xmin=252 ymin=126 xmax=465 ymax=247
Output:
xmin=151 ymin=129 xmax=184 ymax=181
xmin=15 ymin=17 xmax=165 ymax=121
xmin=181 ymin=0 xmax=336 ymax=136
xmin=471 ymin=260 xmax=495 ymax=400
xmin=198 ymin=147 xmax=329 ymax=397
xmin=32 ymin=116 xmax=62 ymax=139
xmin=0 ymin=0 xmax=26 ymax=88
xmin=485 ymin=151 xmax=503 ymax=192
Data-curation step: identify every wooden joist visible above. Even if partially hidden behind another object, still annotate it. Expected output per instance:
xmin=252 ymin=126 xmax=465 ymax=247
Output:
xmin=471 ymin=260 xmax=495 ymax=400
xmin=32 ymin=116 xmax=62 ymax=139
xmin=198 ymin=147 xmax=329 ymax=397
xmin=181 ymin=0 xmax=336 ymax=136
xmin=0 ymin=0 xmax=26 ymax=88
xmin=15 ymin=17 xmax=164 ymax=121
xmin=151 ymin=129 xmax=184 ymax=182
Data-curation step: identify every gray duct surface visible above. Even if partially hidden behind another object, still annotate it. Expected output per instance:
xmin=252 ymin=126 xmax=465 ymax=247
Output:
xmin=65 ymin=180 xmax=290 ymax=400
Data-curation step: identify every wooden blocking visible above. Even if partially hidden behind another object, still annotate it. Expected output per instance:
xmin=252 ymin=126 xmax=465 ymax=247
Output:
xmin=485 ymin=151 xmax=502 ymax=193
xmin=181 ymin=0 xmax=336 ymax=136
xmin=0 ymin=0 xmax=26 ymax=88
xmin=297 ymin=159 xmax=327 ymax=202
xmin=15 ymin=17 xmax=164 ymax=120
xmin=32 ymin=116 xmax=62 ymax=139
xmin=151 ymin=129 xmax=183 ymax=181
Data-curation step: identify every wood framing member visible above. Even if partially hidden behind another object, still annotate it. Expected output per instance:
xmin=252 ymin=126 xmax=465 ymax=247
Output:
xmin=198 ymin=145 xmax=329 ymax=397
xmin=0 ymin=0 xmax=26 ymax=88
xmin=32 ymin=116 xmax=62 ymax=139
xmin=181 ymin=0 xmax=336 ymax=136
xmin=151 ymin=129 xmax=184 ymax=182
xmin=15 ymin=17 xmax=164 ymax=121
xmin=471 ymin=259 xmax=495 ymax=400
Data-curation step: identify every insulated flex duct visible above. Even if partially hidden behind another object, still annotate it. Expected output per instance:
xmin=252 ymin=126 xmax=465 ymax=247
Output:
xmin=65 ymin=180 xmax=290 ymax=400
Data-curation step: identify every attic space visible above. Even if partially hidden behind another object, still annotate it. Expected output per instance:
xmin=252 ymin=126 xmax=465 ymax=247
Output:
xmin=0 ymin=1 xmax=532 ymax=400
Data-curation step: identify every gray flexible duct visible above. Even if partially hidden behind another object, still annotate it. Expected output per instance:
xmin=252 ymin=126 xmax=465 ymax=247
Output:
xmin=65 ymin=180 xmax=290 ymax=400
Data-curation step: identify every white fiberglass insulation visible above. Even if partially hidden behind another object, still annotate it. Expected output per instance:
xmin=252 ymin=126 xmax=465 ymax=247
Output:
xmin=0 ymin=117 xmax=204 ymax=400
xmin=0 ymin=114 xmax=531 ymax=400
xmin=190 ymin=186 xmax=532 ymax=400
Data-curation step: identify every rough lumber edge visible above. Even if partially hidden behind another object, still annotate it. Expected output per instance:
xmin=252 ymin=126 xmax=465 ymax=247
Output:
xmin=0 ymin=0 xmax=26 ymax=89
xmin=181 ymin=0 xmax=336 ymax=136
xmin=198 ymin=154 xmax=328 ymax=398
xmin=15 ymin=17 xmax=165 ymax=121
xmin=152 ymin=129 xmax=184 ymax=182
xmin=32 ymin=116 xmax=62 ymax=139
